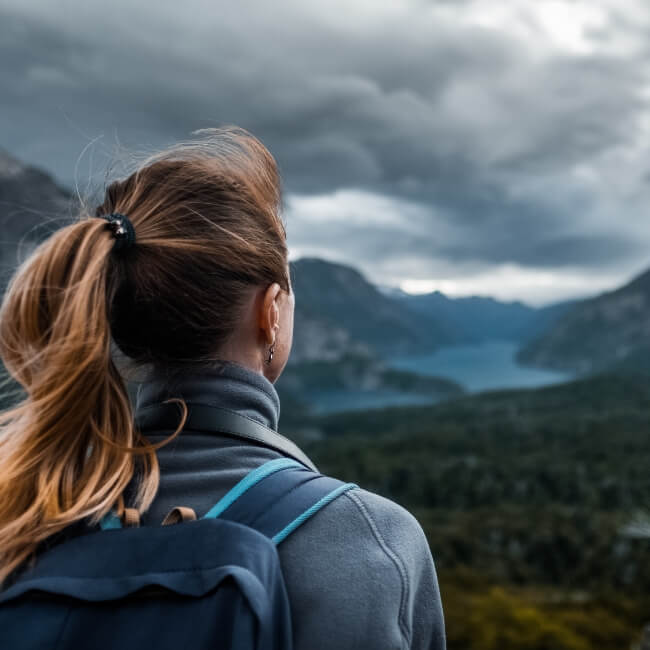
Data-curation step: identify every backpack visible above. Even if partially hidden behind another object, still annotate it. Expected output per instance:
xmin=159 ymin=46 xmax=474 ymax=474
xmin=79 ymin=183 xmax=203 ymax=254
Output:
xmin=0 ymin=457 xmax=357 ymax=650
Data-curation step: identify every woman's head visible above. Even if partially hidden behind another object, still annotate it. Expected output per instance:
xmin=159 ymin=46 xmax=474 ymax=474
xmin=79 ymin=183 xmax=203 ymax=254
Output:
xmin=100 ymin=126 xmax=293 ymax=377
xmin=0 ymin=126 xmax=293 ymax=583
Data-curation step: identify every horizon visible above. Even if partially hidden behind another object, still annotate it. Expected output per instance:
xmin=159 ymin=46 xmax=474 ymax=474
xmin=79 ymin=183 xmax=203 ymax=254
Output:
xmin=288 ymin=251 xmax=639 ymax=309
xmin=1 ymin=142 xmax=645 ymax=309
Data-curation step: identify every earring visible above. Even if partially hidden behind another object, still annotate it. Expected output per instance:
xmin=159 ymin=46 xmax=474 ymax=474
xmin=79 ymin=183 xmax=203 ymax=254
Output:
xmin=265 ymin=341 xmax=275 ymax=365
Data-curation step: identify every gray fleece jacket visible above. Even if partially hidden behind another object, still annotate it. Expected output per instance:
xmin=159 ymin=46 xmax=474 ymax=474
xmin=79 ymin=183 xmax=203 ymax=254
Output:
xmin=135 ymin=361 xmax=446 ymax=650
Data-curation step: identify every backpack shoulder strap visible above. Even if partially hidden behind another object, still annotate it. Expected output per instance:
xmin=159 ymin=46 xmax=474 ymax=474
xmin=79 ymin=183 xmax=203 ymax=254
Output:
xmin=203 ymin=458 xmax=357 ymax=545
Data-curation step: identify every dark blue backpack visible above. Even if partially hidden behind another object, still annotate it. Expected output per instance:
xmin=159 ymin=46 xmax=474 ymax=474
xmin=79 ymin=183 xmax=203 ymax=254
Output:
xmin=0 ymin=457 xmax=357 ymax=650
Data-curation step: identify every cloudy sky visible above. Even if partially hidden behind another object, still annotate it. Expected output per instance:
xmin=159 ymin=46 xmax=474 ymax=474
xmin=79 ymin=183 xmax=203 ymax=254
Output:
xmin=2 ymin=0 xmax=650 ymax=305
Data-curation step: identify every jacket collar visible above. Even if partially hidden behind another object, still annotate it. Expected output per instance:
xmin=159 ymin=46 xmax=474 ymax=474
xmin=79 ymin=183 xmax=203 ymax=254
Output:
xmin=134 ymin=360 xmax=281 ymax=431
xmin=133 ymin=362 xmax=317 ymax=472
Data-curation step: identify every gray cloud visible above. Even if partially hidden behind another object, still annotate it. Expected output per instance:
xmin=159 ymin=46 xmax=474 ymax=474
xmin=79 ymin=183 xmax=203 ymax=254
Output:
xmin=1 ymin=0 xmax=650 ymax=300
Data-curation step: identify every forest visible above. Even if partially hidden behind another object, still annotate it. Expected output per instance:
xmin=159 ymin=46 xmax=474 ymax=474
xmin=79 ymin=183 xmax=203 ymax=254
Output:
xmin=281 ymin=370 xmax=650 ymax=649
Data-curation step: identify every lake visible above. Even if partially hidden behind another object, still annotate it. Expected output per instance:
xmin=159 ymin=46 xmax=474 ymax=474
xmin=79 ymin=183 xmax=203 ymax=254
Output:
xmin=306 ymin=388 xmax=437 ymax=415
xmin=386 ymin=340 xmax=574 ymax=393
xmin=304 ymin=341 xmax=574 ymax=415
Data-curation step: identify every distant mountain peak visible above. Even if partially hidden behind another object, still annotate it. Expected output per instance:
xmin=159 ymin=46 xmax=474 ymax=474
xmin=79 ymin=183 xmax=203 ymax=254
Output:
xmin=292 ymin=256 xmax=366 ymax=278
xmin=0 ymin=149 xmax=26 ymax=179
xmin=0 ymin=148 xmax=72 ymax=265
xmin=376 ymin=284 xmax=410 ymax=299
xmin=622 ymin=265 xmax=650 ymax=293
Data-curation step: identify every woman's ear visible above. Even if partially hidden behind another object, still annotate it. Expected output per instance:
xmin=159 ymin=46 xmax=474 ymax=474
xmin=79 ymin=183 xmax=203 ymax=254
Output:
xmin=259 ymin=282 xmax=282 ymax=345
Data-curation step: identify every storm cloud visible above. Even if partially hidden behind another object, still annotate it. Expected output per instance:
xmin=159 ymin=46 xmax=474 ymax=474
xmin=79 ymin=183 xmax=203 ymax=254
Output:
xmin=1 ymin=0 xmax=650 ymax=303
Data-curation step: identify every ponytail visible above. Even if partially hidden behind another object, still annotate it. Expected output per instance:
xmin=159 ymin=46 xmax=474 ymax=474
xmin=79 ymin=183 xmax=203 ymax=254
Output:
xmin=0 ymin=218 xmax=184 ymax=585
xmin=0 ymin=126 xmax=288 ymax=585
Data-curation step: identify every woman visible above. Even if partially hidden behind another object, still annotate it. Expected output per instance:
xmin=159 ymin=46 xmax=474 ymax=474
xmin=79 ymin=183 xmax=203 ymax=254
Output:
xmin=0 ymin=127 xmax=445 ymax=649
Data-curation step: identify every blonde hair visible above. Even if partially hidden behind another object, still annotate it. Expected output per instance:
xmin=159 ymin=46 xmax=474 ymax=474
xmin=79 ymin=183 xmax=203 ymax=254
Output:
xmin=0 ymin=127 xmax=289 ymax=584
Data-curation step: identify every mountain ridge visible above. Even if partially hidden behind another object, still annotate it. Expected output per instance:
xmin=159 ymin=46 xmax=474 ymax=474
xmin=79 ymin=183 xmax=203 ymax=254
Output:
xmin=392 ymin=287 xmax=574 ymax=344
xmin=518 ymin=266 xmax=650 ymax=372
xmin=1 ymin=146 xmax=610 ymax=370
xmin=289 ymin=257 xmax=458 ymax=361
xmin=0 ymin=148 xmax=73 ymax=288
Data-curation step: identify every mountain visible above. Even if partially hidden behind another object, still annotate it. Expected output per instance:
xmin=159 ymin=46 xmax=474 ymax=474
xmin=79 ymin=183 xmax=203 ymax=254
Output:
xmin=393 ymin=289 xmax=573 ymax=344
xmin=0 ymin=149 xmax=72 ymax=287
xmin=519 ymin=299 xmax=576 ymax=341
xmin=518 ymin=266 xmax=650 ymax=373
xmin=289 ymin=258 xmax=457 ymax=362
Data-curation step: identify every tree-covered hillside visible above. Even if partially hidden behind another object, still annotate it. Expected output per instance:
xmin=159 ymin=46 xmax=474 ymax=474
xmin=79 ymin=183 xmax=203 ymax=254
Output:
xmin=283 ymin=372 xmax=650 ymax=649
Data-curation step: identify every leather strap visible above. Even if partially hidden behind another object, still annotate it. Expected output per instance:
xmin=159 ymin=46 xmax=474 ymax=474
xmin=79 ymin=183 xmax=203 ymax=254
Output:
xmin=121 ymin=508 xmax=140 ymax=528
xmin=162 ymin=506 xmax=197 ymax=525
xmin=135 ymin=401 xmax=318 ymax=472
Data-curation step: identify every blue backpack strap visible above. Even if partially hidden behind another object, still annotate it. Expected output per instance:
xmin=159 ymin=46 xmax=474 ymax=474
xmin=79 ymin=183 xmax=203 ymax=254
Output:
xmin=100 ymin=458 xmax=357 ymax=541
xmin=203 ymin=458 xmax=357 ymax=545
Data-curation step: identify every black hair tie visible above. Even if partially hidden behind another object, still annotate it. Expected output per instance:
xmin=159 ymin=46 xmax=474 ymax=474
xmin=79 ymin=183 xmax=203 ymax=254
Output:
xmin=101 ymin=213 xmax=136 ymax=254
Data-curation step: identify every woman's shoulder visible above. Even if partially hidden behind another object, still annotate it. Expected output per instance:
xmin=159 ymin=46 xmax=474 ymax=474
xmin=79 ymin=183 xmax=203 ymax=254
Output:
xmin=283 ymin=482 xmax=432 ymax=572
xmin=343 ymin=486 xmax=429 ymax=548
xmin=278 ymin=484 xmax=445 ymax=650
